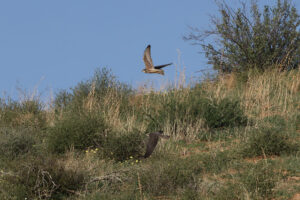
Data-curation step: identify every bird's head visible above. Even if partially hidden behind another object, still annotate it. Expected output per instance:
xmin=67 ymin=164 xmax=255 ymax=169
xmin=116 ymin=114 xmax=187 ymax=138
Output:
xmin=142 ymin=69 xmax=146 ymax=73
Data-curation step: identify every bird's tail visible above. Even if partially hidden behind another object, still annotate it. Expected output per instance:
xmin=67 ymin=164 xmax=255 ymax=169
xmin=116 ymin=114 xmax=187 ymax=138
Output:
xmin=154 ymin=63 xmax=172 ymax=69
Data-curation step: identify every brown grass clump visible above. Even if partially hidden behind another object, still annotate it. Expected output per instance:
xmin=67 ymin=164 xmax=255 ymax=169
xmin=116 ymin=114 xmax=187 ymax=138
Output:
xmin=243 ymin=69 xmax=300 ymax=119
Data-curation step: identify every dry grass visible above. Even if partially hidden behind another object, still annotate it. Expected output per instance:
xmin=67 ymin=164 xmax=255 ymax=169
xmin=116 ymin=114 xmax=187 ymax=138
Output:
xmin=201 ymin=69 xmax=300 ymax=122
xmin=243 ymin=69 xmax=300 ymax=119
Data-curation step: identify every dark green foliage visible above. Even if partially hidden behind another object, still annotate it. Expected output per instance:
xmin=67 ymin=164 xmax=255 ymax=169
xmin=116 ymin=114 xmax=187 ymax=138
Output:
xmin=294 ymin=113 xmax=300 ymax=131
xmin=242 ymin=118 xmax=299 ymax=157
xmin=181 ymin=188 xmax=199 ymax=200
xmin=240 ymin=161 xmax=281 ymax=199
xmin=262 ymin=115 xmax=287 ymax=130
xmin=1 ymin=156 xmax=85 ymax=200
xmin=201 ymin=97 xmax=247 ymax=129
xmin=145 ymin=89 xmax=247 ymax=135
xmin=101 ymin=131 xmax=144 ymax=161
xmin=82 ymin=191 xmax=137 ymax=200
xmin=145 ymin=90 xmax=192 ymax=134
xmin=201 ymin=150 xmax=238 ymax=173
xmin=184 ymin=0 xmax=300 ymax=73
xmin=0 ymin=98 xmax=46 ymax=128
xmin=140 ymin=156 xmax=201 ymax=195
xmin=0 ymin=127 xmax=36 ymax=159
xmin=197 ymin=127 xmax=245 ymax=141
xmin=212 ymin=182 xmax=244 ymax=200
xmin=47 ymin=113 xmax=108 ymax=153
xmin=53 ymin=89 xmax=73 ymax=111
xmin=54 ymin=67 xmax=132 ymax=113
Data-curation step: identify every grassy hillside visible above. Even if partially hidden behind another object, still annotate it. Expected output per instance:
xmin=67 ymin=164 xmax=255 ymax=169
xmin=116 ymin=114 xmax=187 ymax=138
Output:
xmin=0 ymin=67 xmax=299 ymax=199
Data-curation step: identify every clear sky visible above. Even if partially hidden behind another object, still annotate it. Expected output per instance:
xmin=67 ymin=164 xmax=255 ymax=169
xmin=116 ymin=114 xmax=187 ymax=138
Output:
xmin=1 ymin=1 xmax=299 ymax=100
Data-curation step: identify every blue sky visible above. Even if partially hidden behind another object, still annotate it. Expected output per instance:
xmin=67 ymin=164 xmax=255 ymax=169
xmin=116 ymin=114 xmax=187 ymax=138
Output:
xmin=1 ymin=1 xmax=299 ymax=100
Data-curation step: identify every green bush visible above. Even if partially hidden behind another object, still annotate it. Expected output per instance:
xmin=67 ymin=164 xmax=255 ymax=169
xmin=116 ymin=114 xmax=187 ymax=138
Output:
xmin=211 ymin=182 xmax=244 ymax=200
xmin=201 ymin=97 xmax=247 ymax=129
xmin=181 ymin=188 xmax=199 ymax=200
xmin=0 ymin=98 xmax=46 ymax=128
xmin=295 ymin=114 xmax=300 ymax=131
xmin=184 ymin=0 xmax=300 ymax=72
xmin=261 ymin=115 xmax=287 ymax=130
xmin=145 ymin=90 xmax=191 ymax=133
xmin=0 ymin=180 xmax=27 ymax=200
xmin=140 ymin=156 xmax=201 ymax=195
xmin=1 ymin=155 xmax=85 ymax=200
xmin=81 ymin=191 xmax=137 ymax=200
xmin=54 ymin=67 xmax=132 ymax=114
xmin=145 ymin=90 xmax=247 ymax=133
xmin=242 ymin=124 xmax=298 ymax=157
xmin=201 ymin=150 xmax=237 ymax=173
xmin=47 ymin=113 xmax=108 ymax=154
xmin=101 ymin=131 xmax=144 ymax=161
xmin=53 ymin=89 xmax=73 ymax=112
xmin=0 ymin=127 xmax=36 ymax=159
xmin=240 ymin=161 xmax=281 ymax=199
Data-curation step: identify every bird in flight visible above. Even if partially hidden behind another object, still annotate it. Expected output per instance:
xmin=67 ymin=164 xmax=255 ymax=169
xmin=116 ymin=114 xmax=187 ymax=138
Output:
xmin=144 ymin=131 xmax=170 ymax=158
xmin=142 ymin=45 xmax=172 ymax=75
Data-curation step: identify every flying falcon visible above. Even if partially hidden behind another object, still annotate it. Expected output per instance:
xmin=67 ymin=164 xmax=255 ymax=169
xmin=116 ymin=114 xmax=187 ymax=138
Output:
xmin=144 ymin=131 xmax=170 ymax=158
xmin=142 ymin=45 xmax=172 ymax=75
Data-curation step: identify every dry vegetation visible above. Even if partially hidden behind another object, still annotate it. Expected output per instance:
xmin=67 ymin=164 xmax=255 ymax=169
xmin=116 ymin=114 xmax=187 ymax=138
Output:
xmin=0 ymin=67 xmax=299 ymax=199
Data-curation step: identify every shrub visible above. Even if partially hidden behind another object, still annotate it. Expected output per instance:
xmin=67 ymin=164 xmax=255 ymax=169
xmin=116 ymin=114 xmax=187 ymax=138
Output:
xmin=261 ymin=115 xmax=287 ymax=130
xmin=201 ymin=150 xmax=237 ymax=173
xmin=240 ymin=161 xmax=281 ymax=199
xmin=0 ymin=98 xmax=46 ymax=128
xmin=211 ymin=182 xmax=244 ymax=200
xmin=295 ymin=114 xmax=300 ymax=131
xmin=242 ymin=123 xmax=298 ymax=157
xmin=184 ymin=0 xmax=300 ymax=73
xmin=54 ymin=67 xmax=132 ymax=114
xmin=181 ymin=188 xmax=199 ymax=200
xmin=1 ymin=155 xmax=86 ymax=200
xmin=0 ymin=127 xmax=36 ymax=159
xmin=145 ymin=90 xmax=191 ymax=133
xmin=81 ymin=191 xmax=137 ymax=200
xmin=47 ymin=113 xmax=108 ymax=154
xmin=53 ymin=89 xmax=73 ymax=112
xmin=145 ymin=91 xmax=247 ymax=133
xmin=140 ymin=156 xmax=201 ymax=195
xmin=101 ymin=131 xmax=144 ymax=161
xmin=201 ymin=97 xmax=247 ymax=129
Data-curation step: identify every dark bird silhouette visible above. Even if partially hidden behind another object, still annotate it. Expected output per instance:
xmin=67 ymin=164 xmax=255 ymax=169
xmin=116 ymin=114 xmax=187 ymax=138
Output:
xmin=142 ymin=45 xmax=172 ymax=75
xmin=144 ymin=131 xmax=170 ymax=158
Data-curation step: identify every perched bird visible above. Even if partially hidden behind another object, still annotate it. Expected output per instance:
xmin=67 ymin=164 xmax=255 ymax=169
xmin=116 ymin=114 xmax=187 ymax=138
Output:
xmin=142 ymin=45 xmax=172 ymax=75
xmin=144 ymin=131 xmax=170 ymax=158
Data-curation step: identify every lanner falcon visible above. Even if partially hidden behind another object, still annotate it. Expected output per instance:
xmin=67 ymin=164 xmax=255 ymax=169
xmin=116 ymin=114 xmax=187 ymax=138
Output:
xmin=142 ymin=45 xmax=172 ymax=75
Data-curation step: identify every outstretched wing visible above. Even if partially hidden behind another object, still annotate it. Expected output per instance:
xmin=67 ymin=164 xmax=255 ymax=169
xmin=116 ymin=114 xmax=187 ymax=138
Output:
xmin=144 ymin=131 xmax=170 ymax=158
xmin=154 ymin=63 xmax=172 ymax=69
xmin=143 ymin=45 xmax=154 ymax=70
xmin=144 ymin=132 xmax=159 ymax=158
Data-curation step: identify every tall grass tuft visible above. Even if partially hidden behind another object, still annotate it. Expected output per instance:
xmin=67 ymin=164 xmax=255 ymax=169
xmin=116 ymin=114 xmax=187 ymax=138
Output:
xmin=47 ymin=112 xmax=108 ymax=154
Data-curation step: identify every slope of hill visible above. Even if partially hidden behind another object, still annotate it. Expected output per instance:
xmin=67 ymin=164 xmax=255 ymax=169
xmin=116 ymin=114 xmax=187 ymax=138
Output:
xmin=0 ymin=68 xmax=299 ymax=199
